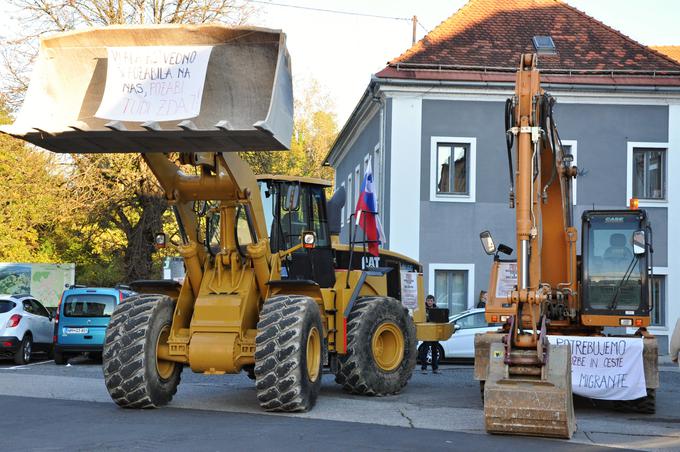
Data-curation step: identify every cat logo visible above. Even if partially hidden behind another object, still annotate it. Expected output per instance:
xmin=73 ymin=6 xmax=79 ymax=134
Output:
xmin=361 ymin=256 xmax=380 ymax=269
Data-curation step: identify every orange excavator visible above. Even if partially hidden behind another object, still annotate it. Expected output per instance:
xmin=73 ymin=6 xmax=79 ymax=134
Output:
xmin=474 ymin=48 xmax=658 ymax=439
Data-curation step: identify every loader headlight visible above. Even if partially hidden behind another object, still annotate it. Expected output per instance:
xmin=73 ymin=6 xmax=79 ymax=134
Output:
xmin=302 ymin=231 xmax=316 ymax=249
xmin=619 ymin=318 xmax=633 ymax=326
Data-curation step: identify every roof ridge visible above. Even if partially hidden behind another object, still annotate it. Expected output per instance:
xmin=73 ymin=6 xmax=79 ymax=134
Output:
xmin=558 ymin=1 xmax=680 ymax=69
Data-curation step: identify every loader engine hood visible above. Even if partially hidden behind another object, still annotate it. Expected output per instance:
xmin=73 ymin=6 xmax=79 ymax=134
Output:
xmin=0 ymin=24 xmax=293 ymax=154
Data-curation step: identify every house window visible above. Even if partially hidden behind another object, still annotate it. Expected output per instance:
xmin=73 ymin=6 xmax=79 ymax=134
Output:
xmin=434 ymin=269 xmax=468 ymax=315
xmin=632 ymin=148 xmax=666 ymax=200
xmin=651 ymin=274 xmax=666 ymax=327
xmin=561 ymin=140 xmax=577 ymax=206
xmin=429 ymin=263 xmax=474 ymax=316
xmin=340 ymin=182 xmax=346 ymax=226
xmin=430 ymin=137 xmax=476 ymax=203
xmin=373 ymin=144 xmax=381 ymax=208
xmin=627 ymin=142 xmax=668 ymax=206
xmin=346 ymin=173 xmax=352 ymax=223
xmin=354 ymin=164 xmax=361 ymax=211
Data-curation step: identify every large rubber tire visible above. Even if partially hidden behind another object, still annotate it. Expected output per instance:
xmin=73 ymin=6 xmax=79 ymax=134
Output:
xmin=14 ymin=334 xmax=32 ymax=365
xmin=335 ymin=297 xmax=416 ymax=395
xmin=255 ymin=295 xmax=323 ymax=412
xmin=103 ymin=294 xmax=182 ymax=408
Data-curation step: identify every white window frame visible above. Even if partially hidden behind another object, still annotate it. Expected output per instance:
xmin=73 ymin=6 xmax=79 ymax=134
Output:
xmin=561 ymin=140 xmax=577 ymax=206
xmin=340 ymin=182 xmax=346 ymax=227
xmin=430 ymin=136 xmax=477 ymax=203
xmin=373 ymin=143 xmax=381 ymax=212
xmin=346 ymin=173 xmax=352 ymax=223
xmin=354 ymin=164 xmax=361 ymax=215
xmin=626 ymin=141 xmax=669 ymax=207
xmin=649 ymin=267 xmax=668 ymax=331
xmin=428 ymin=263 xmax=475 ymax=311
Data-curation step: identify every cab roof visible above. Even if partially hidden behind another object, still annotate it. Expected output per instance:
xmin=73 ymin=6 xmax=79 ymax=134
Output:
xmin=257 ymin=174 xmax=332 ymax=187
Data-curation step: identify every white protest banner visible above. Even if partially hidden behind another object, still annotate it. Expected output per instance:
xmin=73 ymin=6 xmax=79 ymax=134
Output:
xmin=400 ymin=271 xmax=419 ymax=309
xmin=548 ymin=335 xmax=646 ymax=400
xmin=495 ymin=261 xmax=517 ymax=299
xmin=95 ymin=46 xmax=213 ymax=122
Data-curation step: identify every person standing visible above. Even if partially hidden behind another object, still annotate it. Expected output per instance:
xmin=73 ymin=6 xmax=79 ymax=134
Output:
xmin=419 ymin=294 xmax=441 ymax=374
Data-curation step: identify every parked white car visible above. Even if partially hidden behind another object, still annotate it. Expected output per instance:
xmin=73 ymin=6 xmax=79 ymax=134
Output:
xmin=0 ymin=295 xmax=55 ymax=364
xmin=419 ymin=308 xmax=501 ymax=361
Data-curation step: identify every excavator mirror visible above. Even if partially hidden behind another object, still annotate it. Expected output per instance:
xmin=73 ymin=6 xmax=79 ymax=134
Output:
xmin=632 ymin=230 xmax=646 ymax=255
xmin=480 ymin=231 xmax=496 ymax=255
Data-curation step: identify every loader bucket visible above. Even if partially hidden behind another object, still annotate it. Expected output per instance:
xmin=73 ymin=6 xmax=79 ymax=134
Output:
xmin=0 ymin=24 xmax=293 ymax=153
xmin=484 ymin=343 xmax=576 ymax=439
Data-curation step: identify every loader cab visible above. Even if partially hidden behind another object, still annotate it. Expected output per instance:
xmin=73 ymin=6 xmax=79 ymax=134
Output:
xmin=258 ymin=176 xmax=337 ymax=287
xmin=581 ymin=210 xmax=652 ymax=327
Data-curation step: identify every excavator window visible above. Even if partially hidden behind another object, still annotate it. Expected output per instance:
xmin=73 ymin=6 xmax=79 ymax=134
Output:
xmin=582 ymin=212 xmax=649 ymax=314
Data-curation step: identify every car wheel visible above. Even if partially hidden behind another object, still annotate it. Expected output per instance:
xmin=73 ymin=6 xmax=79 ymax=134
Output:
xmin=15 ymin=334 xmax=32 ymax=365
xmin=437 ymin=344 xmax=445 ymax=362
xmin=417 ymin=343 xmax=432 ymax=365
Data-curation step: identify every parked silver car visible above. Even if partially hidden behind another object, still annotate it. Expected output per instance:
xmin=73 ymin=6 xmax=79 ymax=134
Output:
xmin=418 ymin=308 xmax=501 ymax=362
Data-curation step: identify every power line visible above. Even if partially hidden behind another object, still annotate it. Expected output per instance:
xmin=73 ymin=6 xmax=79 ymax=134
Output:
xmin=245 ymin=0 xmax=413 ymax=23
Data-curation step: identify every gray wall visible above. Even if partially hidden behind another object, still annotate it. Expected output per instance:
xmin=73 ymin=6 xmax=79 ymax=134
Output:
xmin=334 ymin=106 xmax=382 ymax=243
xmin=418 ymin=99 xmax=670 ymax=302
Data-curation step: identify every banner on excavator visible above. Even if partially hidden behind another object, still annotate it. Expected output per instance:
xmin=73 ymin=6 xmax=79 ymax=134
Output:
xmin=548 ymin=335 xmax=646 ymax=400
xmin=95 ymin=46 xmax=213 ymax=122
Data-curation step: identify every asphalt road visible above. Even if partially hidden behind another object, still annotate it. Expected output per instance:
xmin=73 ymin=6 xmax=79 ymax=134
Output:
xmin=0 ymin=355 xmax=678 ymax=451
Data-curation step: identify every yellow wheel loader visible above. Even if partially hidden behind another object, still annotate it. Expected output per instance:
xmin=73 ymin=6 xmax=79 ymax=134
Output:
xmin=2 ymin=25 xmax=452 ymax=412
xmin=474 ymin=51 xmax=658 ymax=438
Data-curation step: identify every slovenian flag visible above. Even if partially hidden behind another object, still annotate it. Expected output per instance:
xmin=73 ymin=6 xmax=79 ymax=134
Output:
xmin=354 ymin=159 xmax=385 ymax=256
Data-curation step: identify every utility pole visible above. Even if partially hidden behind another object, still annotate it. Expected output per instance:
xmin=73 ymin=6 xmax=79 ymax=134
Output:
xmin=412 ymin=16 xmax=417 ymax=45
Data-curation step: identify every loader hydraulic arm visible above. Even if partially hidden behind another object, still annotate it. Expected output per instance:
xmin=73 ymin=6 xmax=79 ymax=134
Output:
xmin=143 ymin=151 xmax=272 ymax=298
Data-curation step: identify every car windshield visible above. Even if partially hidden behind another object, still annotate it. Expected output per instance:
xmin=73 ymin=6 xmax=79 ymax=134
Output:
xmin=63 ymin=294 xmax=116 ymax=318
xmin=0 ymin=300 xmax=15 ymax=313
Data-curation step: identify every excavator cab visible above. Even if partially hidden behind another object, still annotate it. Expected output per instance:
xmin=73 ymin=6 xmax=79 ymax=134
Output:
xmin=258 ymin=176 xmax=337 ymax=288
xmin=581 ymin=210 xmax=652 ymax=327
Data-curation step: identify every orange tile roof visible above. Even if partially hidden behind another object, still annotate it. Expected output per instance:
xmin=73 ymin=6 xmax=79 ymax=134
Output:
xmin=377 ymin=0 xmax=680 ymax=84
xmin=652 ymin=46 xmax=680 ymax=64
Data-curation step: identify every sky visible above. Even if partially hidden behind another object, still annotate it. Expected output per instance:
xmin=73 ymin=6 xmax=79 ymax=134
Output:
xmin=2 ymin=0 xmax=680 ymax=123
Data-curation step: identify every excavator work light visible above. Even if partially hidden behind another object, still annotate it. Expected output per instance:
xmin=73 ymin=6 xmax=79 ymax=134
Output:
xmin=629 ymin=197 xmax=639 ymax=210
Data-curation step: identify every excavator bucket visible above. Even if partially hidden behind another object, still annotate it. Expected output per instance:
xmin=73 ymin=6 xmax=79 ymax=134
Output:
xmin=0 ymin=25 xmax=292 ymax=153
xmin=484 ymin=343 xmax=576 ymax=439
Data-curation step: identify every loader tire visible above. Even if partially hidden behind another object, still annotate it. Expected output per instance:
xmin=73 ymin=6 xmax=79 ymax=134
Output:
xmin=255 ymin=295 xmax=323 ymax=412
xmin=335 ymin=297 xmax=416 ymax=395
xmin=103 ymin=294 xmax=182 ymax=409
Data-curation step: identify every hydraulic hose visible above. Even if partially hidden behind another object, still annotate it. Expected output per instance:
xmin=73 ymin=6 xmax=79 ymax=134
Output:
xmin=505 ymin=98 xmax=515 ymax=196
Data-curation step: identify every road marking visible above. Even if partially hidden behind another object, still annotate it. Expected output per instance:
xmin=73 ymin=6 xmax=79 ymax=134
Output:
xmin=1 ymin=360 xmax=55 ymax=370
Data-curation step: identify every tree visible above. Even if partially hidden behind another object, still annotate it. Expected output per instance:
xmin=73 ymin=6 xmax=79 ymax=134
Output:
xmin=2 ymin=1 xmax=255 ymax=283
xmin=242 ymin=79 xmax=338 ymax=182
xmin=0 ymin=107 xmax=70 ymax=263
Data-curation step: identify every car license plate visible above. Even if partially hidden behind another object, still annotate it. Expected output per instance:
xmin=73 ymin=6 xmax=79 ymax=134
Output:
xmin=65 ymin=327 xmax=88 ymax=334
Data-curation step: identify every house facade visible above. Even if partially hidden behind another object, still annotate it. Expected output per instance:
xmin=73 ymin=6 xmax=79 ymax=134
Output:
xmin=325 ymin=0 xmax=680 ymax=353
